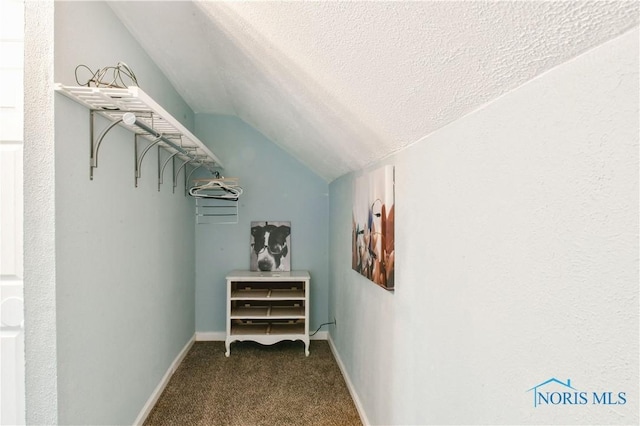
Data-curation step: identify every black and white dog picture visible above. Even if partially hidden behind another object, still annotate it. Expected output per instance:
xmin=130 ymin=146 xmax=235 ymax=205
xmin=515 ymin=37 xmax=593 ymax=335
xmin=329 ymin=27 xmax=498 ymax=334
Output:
xmin=250 ymin=221 xmax=291 ymax=272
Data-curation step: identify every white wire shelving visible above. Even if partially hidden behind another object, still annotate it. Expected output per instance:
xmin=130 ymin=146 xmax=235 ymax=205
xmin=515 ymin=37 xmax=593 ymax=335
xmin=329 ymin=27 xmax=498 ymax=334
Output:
xmin=54 ymin=84 xmax=223 ymax=188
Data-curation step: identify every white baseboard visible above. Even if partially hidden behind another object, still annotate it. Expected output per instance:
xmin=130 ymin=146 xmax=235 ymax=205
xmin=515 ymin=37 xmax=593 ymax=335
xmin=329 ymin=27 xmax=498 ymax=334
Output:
xmin=195 ymin=331 xmax=226 ymax=341
xmin=133 ymin=335 xmax=195 ymax=426
xmin=311 ymin=330 xmax=328 ymax=340
xmin=196 ymin=331 xmax=328 ymax=341
xmin=327 ymin=334 xmax=370 ymax=426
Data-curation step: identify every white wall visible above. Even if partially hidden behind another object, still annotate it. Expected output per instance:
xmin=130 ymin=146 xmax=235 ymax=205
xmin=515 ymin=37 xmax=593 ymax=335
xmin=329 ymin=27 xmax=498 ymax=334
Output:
xmin=329 ymin=28 xmax=639 ymax=425
xmin=23 ymin=1 xmax=57 ymax=424
xmin=49 ymin=2 xmax=197 ymax=424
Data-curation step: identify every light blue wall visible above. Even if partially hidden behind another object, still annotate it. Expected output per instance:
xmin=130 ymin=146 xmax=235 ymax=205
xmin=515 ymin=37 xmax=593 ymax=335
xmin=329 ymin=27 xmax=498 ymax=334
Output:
xmin=54 ymin=2 xmax=196 ymax=424
xmin=194 ymin=114 xmax=329 ymax=334
xmin=329 ymin=29 xmax=639 ymax=425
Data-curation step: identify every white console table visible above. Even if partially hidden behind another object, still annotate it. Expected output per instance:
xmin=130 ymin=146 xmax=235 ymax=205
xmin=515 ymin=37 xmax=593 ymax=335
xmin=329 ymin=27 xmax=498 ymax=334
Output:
xmin=225 ymin=270 xmax=310 ymax=357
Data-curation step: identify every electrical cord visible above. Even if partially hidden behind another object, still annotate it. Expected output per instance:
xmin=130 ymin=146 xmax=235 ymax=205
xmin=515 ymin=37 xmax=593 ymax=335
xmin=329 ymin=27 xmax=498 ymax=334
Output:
xmin=309 ymin=321 xmax=336 ymax=337
xmin=75 ymin=62 xmax=139 ymax=88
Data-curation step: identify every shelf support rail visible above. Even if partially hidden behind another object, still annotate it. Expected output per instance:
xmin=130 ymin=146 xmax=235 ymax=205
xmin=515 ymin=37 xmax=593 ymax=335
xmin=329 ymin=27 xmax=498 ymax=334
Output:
xmin=173 ymin=156 xmax=192 ymax=193
xmin=89 ymin=111 xmax=217 ymax=183
xmin=185 ymin=163 xmax=204 ymax=196
xmin=134 ymin=133 xmax=163 ymax=188
xmin=90 ymin=111 xmax=137 ymax=180
xmin=158 ymin=148 xmax=180 ymax=191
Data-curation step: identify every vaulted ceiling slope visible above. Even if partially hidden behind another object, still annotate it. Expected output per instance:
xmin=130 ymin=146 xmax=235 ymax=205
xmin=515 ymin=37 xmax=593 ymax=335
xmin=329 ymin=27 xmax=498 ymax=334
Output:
xmin=109 ymin=1 xmax=639 ymax=182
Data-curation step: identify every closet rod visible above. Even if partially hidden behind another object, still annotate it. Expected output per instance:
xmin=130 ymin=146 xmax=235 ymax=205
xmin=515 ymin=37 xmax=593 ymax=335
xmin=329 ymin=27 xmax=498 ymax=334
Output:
xmin=125 ymin=112 xmax=203 ymax=164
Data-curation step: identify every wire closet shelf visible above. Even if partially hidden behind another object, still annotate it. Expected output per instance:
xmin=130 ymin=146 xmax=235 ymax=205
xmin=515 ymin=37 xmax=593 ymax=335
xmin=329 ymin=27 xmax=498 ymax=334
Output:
xmin=54 ymin=84 xmax=224 ymax=187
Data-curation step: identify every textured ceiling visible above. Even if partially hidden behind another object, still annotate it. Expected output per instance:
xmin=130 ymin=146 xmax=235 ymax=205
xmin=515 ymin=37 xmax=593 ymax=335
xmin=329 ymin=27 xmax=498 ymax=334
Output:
xmin=109 ymin=1 xmax=639 ymax=182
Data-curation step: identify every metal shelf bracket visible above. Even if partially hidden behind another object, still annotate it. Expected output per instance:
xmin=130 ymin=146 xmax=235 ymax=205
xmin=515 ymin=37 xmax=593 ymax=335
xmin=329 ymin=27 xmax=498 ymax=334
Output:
xmin=134 ymin=133 xmax=162 ymax=187
xmin=55 ymin=84 xmax=224 ymax=185
xmin=90 ymin=111 xmax=137 ymax=180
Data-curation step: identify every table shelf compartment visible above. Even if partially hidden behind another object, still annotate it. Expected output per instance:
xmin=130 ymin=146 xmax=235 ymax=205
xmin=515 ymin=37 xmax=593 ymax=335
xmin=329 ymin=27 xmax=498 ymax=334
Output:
xmin=225 ymin=270 xmax=310 ymax=356
xmin=230 ymin=323 xmax=269 ymax=335
xmin=231 ymin=303 xmax=304 ymax=319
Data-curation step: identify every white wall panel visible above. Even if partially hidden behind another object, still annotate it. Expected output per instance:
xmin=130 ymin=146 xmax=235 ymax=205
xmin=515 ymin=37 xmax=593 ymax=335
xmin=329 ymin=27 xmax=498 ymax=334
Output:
xmin=329 ymin=28 xmax=639 ymax=425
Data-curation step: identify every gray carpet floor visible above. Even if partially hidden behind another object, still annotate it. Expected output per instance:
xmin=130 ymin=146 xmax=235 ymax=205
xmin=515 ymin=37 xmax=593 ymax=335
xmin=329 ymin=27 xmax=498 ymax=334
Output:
xmin=144 ymin=340 xmax=362 ymax=426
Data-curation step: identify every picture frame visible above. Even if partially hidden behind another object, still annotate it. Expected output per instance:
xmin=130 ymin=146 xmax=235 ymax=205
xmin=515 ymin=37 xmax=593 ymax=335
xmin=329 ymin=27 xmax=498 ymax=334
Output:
xmin=250 ymin=221 xmax=292 ymax=272
xmin=352 ymin=166 xmax=395 ymax=290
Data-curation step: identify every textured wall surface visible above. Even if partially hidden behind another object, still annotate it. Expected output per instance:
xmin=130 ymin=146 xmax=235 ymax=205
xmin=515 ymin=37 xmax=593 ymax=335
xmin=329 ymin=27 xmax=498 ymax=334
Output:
xmin=53 ymin=2 xmax=197 ymax=424
xmin=24 ymin=2 xmax=639 ymax=424
xmin=110 ymin=1 xmax=639 ymax=181
xmin=193 ymin=114 xmax=329 ymax=335
xmin=23 ymin=1 xmax=57 ymax=424
xmin=329 ymin=28 xmax=638 ymax=425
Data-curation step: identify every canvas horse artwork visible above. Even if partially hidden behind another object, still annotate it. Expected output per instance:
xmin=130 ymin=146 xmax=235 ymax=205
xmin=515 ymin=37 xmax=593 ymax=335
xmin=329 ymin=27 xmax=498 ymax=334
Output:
xmin=352 ymin=166 xmax=395 ymax=290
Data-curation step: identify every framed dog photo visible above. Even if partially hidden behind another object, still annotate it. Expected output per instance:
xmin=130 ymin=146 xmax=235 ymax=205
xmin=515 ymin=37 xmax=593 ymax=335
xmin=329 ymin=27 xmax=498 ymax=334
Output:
xmin=250 ymin=221 xmax=291 ymax=272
